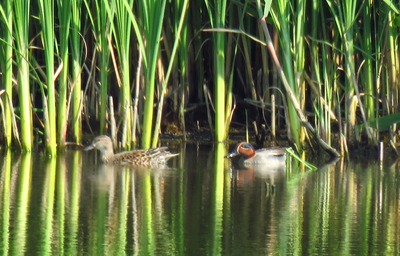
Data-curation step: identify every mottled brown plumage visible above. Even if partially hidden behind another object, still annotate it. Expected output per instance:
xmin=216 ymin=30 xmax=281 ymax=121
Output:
xmin=84 ymin=135 xmax=178 ymax=167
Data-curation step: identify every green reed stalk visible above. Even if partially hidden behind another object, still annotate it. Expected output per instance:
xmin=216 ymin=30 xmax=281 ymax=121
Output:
xmin=114 ymin=0 xmax=134 ymax=148
xmin=309 ymin=1 xmax=335 ymax=145
xmin=104 ymin=0 xmax=148 ymax=148
xmin=97 ymin=1 xmax=111 ymax=135
xmin=343 ymin=1 xmax=358 ymax=142
xmin=14 ymin=0 xmax=32 ymax=151
xmin=377 ymin=2 xmax=398 ymax=116
xmin=373 ymin=3 xmax=385 ymax=120
xmin=177 ymin=0 xmax=189 ymax=139
xmin=388 ymin=9 xmax=399 ymax=113
xmin=361 ymin=0 xmax=375 ymax=121
xmin=310 ymin=0 xmax=325 ymax=141
xmin=38 ymin=0 xmax=57 ymax=155
xmin=140 ymin=0 xmax=166 ymax=148
xmin=270 ymin=0 xmax=302 ymax=149
xmin=71 ymin=0 xmax=83 ymax=144
xmin=323 ymin=11 xmax=335 ymax=146
xmin=315 ymin=1 xmax=334 ymax=145
xmin=119 ymin=52 xmax=132 ymax=149
xmin=294 ymin=0 xmax=306 ymax=145
xmin=258 ymin=0 xmax=339 ymax=157
xmin=151 ymin=0 xmax=189 ymax=147
xmin=205 ymin=0 xmax=227 ymax=142
xmin=102 ymin=0 xmax=135 ymax=148
xmin=56 ymin=0 xmax=71 ymax=146
xmin=0 ymin=1 xmax=13 ymax=147
xmin=84 ymin=0 xmax=111 ymax=135
xmin=326 ymin=0 xmax=358 ymax=142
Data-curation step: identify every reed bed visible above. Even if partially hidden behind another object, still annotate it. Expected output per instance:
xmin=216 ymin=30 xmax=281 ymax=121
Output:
xmin=0 ymin=0 xmax=399 ymax=157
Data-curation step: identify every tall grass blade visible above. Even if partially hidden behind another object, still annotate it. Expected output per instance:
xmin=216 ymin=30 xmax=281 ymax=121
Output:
xmin=0 ymin=1 xmax=13 ymax=147
xmin=71 ymin=0 xmax=83 ymax=144
xmin=13 ymin=0 xmax=32 ymax=150
xmin=269 ymin=0 xmax=302 ymax=150
xmin=205 ymin=0 xmax=227 ymax=142
xmin=38 ymin=0 xmax=57 ymax=155
xmin=103 ymin=0 xmax=135 ymax=148
xmin=151 ymin=0 xmax=189 ymax=147
xmin=56 ymin=0 xmax=72 ymax=146
xmin=257 ymin=1 xmax=340 ymax=157
xmin=141 ymin=0 xmax=167 ymax=148
xmin=95 ymin=0 xmax=111 ymax=135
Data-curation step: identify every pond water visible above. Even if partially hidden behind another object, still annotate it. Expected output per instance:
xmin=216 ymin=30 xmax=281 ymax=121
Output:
xmin=0 ymin=143 xmax=399 ymax=255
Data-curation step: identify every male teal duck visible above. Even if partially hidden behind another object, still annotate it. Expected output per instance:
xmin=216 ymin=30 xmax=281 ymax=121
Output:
xmin=226 ymin=142 xmax=286 ymax=169
xmin=84 ymin=135 xmax=178 ymax=167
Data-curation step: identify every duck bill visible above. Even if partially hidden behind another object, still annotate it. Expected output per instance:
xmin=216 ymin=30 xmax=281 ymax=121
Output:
xmin=83 ymin=144 xmax=95 ymax=151
xmin=225 ymin=150 xmax=239 ymax=158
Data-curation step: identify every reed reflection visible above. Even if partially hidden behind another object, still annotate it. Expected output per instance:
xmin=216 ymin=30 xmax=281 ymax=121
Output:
xmin=0 ymin=146 xmax=399 ymax=254
xmin=63 ymin=151 xmax=82 ymax=255
xmin=209 ymin=143 xmax=225 ymax=255
xmin=226 ymin=157 xmax=290 ymax=255
xmin=38 ymin=157 xmax=56 ymax=255
xmin=86 ymin=153 xmax=184 ymax=255
xmin=13 ymin=153 xmax=31 ymax=255
xmin=0 ymin=150 xmax=12 ymax=255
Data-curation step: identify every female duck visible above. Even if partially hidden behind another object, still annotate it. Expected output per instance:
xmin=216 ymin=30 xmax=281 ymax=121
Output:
xmin=226 ymin=142 xmax=286 ymax=169
xmin=84 ymin=135 xmax=178 ymax=167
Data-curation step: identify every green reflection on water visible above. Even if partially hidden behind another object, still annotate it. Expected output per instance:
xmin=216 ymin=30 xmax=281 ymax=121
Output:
xmin=1 ymin=150 xmax=11 ymax=256
xmin=141 ymin=170 xmax=153 ymax=255
xmin=39 ymin=157 xmax=56 ymax=255
xmin=56 ymin=154 xmax=66 ymax=255
xmin=210 ymin=143 xmax=225 ymax=256
xmin=67 ymin=151 xmax=81 ymax=255
xmin=14 ymin=153 xmax=31 ymax=255
xmin=0 ymin=147 xmax=399 ymax=255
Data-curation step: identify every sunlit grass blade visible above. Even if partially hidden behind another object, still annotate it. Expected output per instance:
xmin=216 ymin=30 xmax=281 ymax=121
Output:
xmin=56 ymin=0 xmax=72 ymax=146
xmin=140 ymin=0 xmax=167 ymax=148
xmin=103 ymin=0 xmax=139 ymax=148
xmin=70 ymin=0 xmax=83 ymax=144
xmin=151 ymin=0 xmax=189 ymax=147
xmin=176 ymin=0 xmax=189 ymax=141
xmin=325 ymin=0 xmax=358 ymax=144
xmin=205 ymin=0 xmax=227 ymax=142
xmin=13 ymin=0 xmax=32 ymax=151
xmin=360 ymin=0 xmax=375 ymax=122
xmin=268 ymin=0 xmax=302 ymax=151
xmin=38 ymin=0 xmax=57 ymax=155
xmin=0 ymin=1 xmax=13 ymax=147
xmin=91 ymin=0 xmax=111 ymax=135
xmin=257 ymin=0 xmax=340 ymax=157
xmin=387 ymin=9 xmax=399 ymax=113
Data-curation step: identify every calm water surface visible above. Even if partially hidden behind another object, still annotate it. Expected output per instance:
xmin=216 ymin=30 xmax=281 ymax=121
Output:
xmin=0 ymin=143 xmax=399 ymax=255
